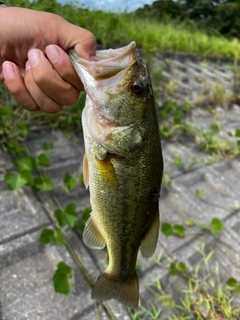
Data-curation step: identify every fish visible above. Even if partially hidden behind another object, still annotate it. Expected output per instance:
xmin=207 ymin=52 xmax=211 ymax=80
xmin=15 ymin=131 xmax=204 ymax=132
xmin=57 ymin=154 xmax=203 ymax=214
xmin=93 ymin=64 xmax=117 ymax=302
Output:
xmin=69 ymin=42 xmax=163 ymax=309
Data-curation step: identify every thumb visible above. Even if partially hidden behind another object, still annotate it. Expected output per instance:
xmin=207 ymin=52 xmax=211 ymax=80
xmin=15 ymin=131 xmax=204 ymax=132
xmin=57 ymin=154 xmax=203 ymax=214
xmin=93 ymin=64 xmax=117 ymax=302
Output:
xmin=56 ymin=19 xmax=96 ymax=60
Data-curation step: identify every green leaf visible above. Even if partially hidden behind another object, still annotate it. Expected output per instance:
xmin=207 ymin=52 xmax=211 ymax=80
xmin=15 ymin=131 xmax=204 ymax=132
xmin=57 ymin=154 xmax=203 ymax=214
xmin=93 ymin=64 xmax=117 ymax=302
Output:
xmin=39 ymin=228 xmax=66 ymax=247
xmin=54 ymin=228 xmax=67 ymax=246
xmin=38 ymin=153 xmax=51 ymax=167
xmin=52 ymin=261 xmax=73 ymax=295
xmin=172 ymin=156 xmax=183 ymax=167
xmin=6 ymin=140 xmax=24 ymax=153
xmin=161 ymin=223 xmax=172 ymax=236
xmin=235 ymin=129 xmax=240 ymax=137
xmin=42 ymin=142 xmax=53 ymax=151
xmin=33 ymin=174 xmax=54 ymax=191
xmin=210 ymin=218 xmax=223 ymax=233
xmin=39 ymin=228 xmax=55 ymax=244
xmin=226 ymin=277 xmax=237 ymax=287
xmin=54 ymin=209 xmax=66 ymax=227
xmin=166 ymin=180 xmax=172 ymax=187
xmin=235 ymin=285 xmax=240 ymax=294
xmin=52 ymin=261 xmax=73 ymax=294
xmin=210 ymin=124 xmax=219 ymax=132
xmin=64 ymin=172 xmax=76 ymax=191
xmin=82 ymin=207 xmax=91 ymax=221
xmin=79 ymin=173 xmax=85 ymax=188
xmin=177 ymin=262 xmax=187 ymax=274
xmin=54 ymin=204 xmax=78 ymax=229
xmin=76 ymin=221 xmax=85 ymax=234
xmin=185 ymin=219 xmax=195 ymax=226
xmin=195 ymin=189 xmax=206 ymax=197
xmin=0 ymin=107 xmax=14 ymax=117
xmin=4 ymin=173 xmax=28 ymax=190
xmin=198 ymin=221 xmax=208 ymax=230
xmin=18 ymin=122 xmax=29 ymax=137
xmin=65 ymin=204 xmax=78 ymax=228
xmin=53 ymin=272 xmax=70 ymax=295
xmin=65 ymin=203 xmax=76 ymax=214
xmin=184 ymin=102 xmax=191 ymax=111
xmin=13 ymin=156 xmax=37 ymax=173
xmin=160 ymin=127 xmax=170 ymax=137
xmin=20 ymin=170 xmax=34 ymax=186
xmin=174 ymin=117 xmax=181 ymax=125
xmin=57 ymin=261 xmax=73 ymax=275
xmin=169 ymin=263 xmax=177 ymax=276
xmin=172 ymin=225 xmax=185 ymax=237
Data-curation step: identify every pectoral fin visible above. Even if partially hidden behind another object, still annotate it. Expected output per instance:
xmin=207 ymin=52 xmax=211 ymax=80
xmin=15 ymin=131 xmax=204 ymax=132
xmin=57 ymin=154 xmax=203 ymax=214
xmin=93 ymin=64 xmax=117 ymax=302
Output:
xmin=83 ymin=153 xmax=89 ymax=188
xmin=94 ymin=155 xmax=118 ymax=186
xmin=140 ymin=209 xmax=160 ymax=258
xmin=83 ymin=214 xmax=106 ymax=249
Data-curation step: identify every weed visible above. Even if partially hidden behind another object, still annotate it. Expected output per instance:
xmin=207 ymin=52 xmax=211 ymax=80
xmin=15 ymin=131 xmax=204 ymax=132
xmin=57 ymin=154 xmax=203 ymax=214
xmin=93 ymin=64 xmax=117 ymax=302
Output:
xmin=129 ymin=247 xmax=240 ymax=320
xmin=1 ymin=2 xmax=240 ymax=319
xmin=5 ymin=1 xmax=240 ymax=57
xmin=209 ymin=81 xmax=233 ymax=108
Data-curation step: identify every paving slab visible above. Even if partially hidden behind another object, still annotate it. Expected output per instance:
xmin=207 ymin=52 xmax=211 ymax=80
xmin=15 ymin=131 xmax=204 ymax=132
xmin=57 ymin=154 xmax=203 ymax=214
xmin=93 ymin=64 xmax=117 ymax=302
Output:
xmin=1 ymin=51 xmax=240 ymax=319
xmin=0 ymin=188 xmax=50 ymax=245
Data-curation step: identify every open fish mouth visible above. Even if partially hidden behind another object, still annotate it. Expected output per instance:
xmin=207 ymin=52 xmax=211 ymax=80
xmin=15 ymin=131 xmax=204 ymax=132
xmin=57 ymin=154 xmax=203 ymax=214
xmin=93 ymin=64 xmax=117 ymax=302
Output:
xmin=68 ymin=41 xmax=138 ymax=81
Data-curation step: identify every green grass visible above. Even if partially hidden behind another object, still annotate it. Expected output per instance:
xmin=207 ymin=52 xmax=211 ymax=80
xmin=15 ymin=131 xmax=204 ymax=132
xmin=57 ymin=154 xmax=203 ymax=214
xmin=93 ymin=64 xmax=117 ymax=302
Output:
xmin=5 ymin=0 xmax=240 ymax=58
xmin=127 ymin=247 xmax=240 ymax=320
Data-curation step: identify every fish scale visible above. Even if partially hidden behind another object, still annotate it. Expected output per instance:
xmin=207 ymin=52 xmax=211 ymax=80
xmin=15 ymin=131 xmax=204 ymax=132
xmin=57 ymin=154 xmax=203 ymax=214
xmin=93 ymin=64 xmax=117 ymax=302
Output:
xmin=69 ymin=42 xmax=163 ymax=308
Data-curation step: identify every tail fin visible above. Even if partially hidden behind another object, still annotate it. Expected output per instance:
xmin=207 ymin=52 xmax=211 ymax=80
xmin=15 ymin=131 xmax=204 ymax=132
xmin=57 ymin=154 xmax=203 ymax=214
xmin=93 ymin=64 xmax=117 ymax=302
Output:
xmin=91 ymin=271 xmax=139 ymax=309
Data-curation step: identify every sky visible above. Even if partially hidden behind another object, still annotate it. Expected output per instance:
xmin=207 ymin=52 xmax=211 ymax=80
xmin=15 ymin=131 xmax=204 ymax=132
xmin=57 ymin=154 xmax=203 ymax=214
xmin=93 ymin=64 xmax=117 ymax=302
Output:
xmin=58 ymin=0 xmax=155 ymax=13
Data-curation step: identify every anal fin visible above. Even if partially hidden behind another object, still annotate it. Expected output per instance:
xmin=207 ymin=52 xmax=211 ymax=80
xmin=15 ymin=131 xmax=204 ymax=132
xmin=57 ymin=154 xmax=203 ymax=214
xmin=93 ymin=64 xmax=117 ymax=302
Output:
xmin=140 ymin=209 xmax=160 ymax=258
xmin=83 ymin=214 xmax=106 ymax=249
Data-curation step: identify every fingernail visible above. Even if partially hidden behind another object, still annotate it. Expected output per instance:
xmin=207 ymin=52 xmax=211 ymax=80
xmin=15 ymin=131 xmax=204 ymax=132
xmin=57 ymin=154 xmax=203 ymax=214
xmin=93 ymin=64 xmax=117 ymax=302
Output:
xmin=3 ymin=61 xmax=16 ymax=80
xmin=28 ymin=49 xmax=41 ymax=68
xmin=25 ymin=61 xmax=31 ymax=71
xmin=47 ymin=45 xmax=60 ymax=64
xmin=90 ymin=55 xmax=98 ymax=62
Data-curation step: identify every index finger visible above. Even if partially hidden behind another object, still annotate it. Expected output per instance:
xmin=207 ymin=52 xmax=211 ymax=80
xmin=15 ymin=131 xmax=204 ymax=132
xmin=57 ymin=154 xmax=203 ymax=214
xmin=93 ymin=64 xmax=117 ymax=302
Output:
xmin=56 ymin=19 xmax=96 ymax=60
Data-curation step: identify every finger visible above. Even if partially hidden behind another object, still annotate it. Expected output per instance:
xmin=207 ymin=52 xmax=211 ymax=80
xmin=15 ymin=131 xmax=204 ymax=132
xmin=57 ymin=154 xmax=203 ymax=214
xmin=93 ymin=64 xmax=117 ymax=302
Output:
xmin=74 ymin=33 xmax=97 ymax=61
xmin=24 ymin=60 xmax=62 ymax=114
xmin=2 ymin=61 xmax=39 ymax=111
xmin=56 ymin=19 xmax=96 ymax=60
xmin=0 ymin=69 xmax=3 ymax=82
xmin=45 ymin=44 xmax=83 ymax=91
xmin=27 ymin=48 xmax=80 ymax=109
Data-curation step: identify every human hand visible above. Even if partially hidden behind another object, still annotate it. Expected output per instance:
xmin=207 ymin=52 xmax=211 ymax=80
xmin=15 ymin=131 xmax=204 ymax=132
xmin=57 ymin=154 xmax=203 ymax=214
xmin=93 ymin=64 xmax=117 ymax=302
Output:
xmin=0 ymin=7 xmax=96 ymax=113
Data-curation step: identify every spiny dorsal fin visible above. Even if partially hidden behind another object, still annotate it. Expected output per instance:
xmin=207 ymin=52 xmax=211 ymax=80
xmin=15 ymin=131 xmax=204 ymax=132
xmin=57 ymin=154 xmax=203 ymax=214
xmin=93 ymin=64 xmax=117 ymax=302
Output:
xmin=92 ymin=270 xmax=139 ymax=309
xmin=140 ymin=209 xmax=159 ymax=258
xmin=83 ymin=153 xmax=89 ymax=188
xmin=83 ymin=214 xmax=106 ymax=249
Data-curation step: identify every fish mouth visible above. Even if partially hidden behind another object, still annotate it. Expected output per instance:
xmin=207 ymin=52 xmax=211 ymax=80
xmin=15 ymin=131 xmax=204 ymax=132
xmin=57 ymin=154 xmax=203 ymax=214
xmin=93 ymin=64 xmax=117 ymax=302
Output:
xmin=69 ymin=42 xmax=138 ymax=81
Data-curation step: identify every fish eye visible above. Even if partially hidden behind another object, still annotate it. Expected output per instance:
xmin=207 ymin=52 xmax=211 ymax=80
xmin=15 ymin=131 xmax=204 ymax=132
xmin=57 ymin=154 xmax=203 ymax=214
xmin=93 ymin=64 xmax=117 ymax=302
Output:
xmin=131 ymin=80 xmax=145 ymax=95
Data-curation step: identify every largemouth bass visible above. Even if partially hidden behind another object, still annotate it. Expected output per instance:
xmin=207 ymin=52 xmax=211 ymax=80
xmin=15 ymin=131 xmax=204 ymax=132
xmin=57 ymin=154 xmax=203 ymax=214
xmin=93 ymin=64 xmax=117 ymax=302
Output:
xmin=69 ymin=42 xmax=163 ymax=308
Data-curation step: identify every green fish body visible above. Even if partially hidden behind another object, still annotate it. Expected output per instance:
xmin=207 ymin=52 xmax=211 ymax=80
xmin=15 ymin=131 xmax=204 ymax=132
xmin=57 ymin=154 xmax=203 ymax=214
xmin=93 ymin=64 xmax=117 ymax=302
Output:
xmin=69 ymin=42 xmax=163 ymax=308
